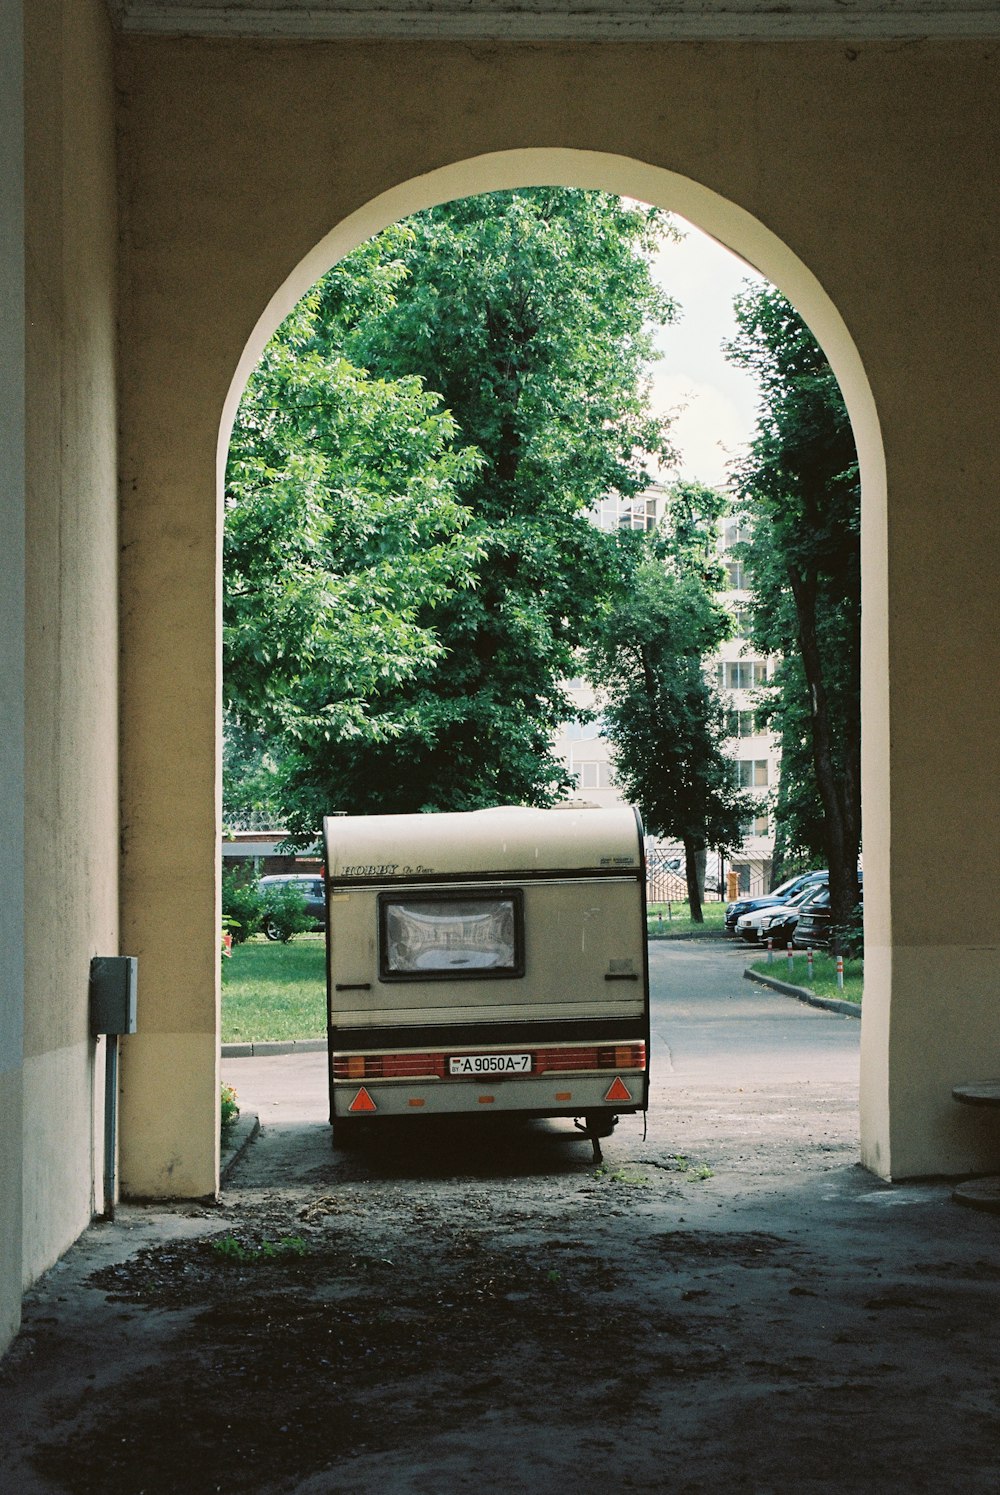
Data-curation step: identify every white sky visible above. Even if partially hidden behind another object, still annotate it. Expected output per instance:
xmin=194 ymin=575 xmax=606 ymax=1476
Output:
xmin=646 ymin=215 xmax=768 ymax=489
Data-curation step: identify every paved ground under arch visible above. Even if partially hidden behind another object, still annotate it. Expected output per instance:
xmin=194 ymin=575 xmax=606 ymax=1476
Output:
xmin=2 ymin=942 xmax=998 ymax=1493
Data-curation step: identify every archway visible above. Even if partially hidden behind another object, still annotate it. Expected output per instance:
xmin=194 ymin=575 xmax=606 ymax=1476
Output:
xmin=212 ymin=147 xmax=888 ymax=1178
xmin=110 ymin=31 xmax=999 ymax=1194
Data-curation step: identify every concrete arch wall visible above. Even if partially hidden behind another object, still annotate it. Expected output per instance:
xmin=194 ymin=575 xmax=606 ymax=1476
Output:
xmin=218 ymin=150 xmax=883 ymax=467
xmin=115 ymin=37 xmax=1000 ymax=1193
xmin=0 ymin=0 xmax=120 ymax=1357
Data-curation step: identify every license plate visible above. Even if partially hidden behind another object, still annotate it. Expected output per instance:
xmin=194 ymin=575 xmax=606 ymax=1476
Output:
xmin=449 ymin=1052 xmax=532 ymax=1076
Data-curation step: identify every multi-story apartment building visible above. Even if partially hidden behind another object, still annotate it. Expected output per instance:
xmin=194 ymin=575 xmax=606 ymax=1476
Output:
xmin=551 ymin=482 xmax=671 ymax=812
xmin=552 ymin=488 xmax=780 ymax=897
xmin=715 ymin=519 xmax=780 ymax=895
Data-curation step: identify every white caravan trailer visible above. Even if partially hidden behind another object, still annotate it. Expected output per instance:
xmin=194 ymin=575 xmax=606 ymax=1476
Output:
xmin=323 ymin=805 xmax=649 ymax=1156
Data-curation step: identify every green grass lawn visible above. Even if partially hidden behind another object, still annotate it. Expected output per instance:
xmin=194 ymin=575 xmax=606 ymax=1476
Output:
xmin=750 ymin=949 xmax=863 ymax=1004
xmin=221 ymin=934 xmax=326 ymax=1042
xmin=647 ymin=901 xmax=726 ymax=937
xmin=222 ymin=917 xmax=857 ymax=1047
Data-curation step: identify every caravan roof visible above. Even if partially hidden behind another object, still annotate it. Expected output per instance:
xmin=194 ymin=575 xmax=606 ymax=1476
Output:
xmin=324 ymin=805 xmax=643 ymax=882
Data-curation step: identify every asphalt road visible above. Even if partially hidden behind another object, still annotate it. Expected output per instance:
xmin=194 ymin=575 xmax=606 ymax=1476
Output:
xmin=223 ymin=937 xmax=861 ymax=1162
xmin=648 ymin=938 xmax=859 ymax=1084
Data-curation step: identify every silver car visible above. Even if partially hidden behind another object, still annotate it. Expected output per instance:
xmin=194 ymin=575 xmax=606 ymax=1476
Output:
xmin=258 ymin=873 xmax=326 ymax=939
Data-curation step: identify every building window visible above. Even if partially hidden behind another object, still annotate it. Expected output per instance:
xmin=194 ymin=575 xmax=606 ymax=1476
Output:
xmin=725 ymin=709 xmax=759 ymax=739
xmin=564 ymin=716 xmax=603 ymax=743
xmin=728 ymin=603 xmax=752 ymax=636
xmin=723 ymin=521 xmax=748 ymax=549
xmin=726 ymin=561 xmax=746 ymax=589
xmin=576 ymin=761 xmax=614 ymax=790
xmin=736 ymin=759 xmax=769 ymax=787
xmin=591 ymin=493 xmax=661 ymax=533
xmin=718 ymin=660 xmax=768 ymax=690
xmin=740 ymin=813 xmax=771 ymax=838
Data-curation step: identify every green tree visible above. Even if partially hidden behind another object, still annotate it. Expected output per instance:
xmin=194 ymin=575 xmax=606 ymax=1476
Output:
xmin=224 ymin=289 xmax=484 ymax=832
xmin=585 ymin=488 xmax=751 ymax=922
xmin=317 ymin=191 xmax=676 ymax=816
xmin=227 ymin=189 xmax=678 ymax=832
xmin=222 ymin=717 xmax=285 ymax=830
xmin=724 ymin=286 xmax=861 ymax=931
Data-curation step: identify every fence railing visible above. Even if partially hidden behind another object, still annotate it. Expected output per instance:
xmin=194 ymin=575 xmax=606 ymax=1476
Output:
xmin=645 ymin=851 xmax=725 ymax=907
xmin=646 ymin=868 xmax=691 ymax=906
xmin=645 ymin=852 xmax=774 ymax=907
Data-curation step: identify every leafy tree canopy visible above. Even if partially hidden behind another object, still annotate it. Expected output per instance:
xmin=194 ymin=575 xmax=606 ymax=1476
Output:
xmin=585 ymin=485 xmax=752 ymax=921
xmin=224 ymin=290 xmax=483 ymax=788
xmin=225 ymin=189 xmax=678 ymax=833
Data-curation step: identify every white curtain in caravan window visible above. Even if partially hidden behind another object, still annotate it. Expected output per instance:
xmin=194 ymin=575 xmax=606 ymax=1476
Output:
xmin=384 ymin=899 xmax=516 ymax=973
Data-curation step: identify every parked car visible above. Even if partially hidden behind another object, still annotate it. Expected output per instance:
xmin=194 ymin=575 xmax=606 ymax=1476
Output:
xmin=792 ymin=883 xmax=863 ymax=950
xmin=258 ymin=873 xmax=326 ymax=940
xmin=735 ymin=880 xmax=827 ymax=945
xmin=725 ymin=869 xmax=827 ymax=935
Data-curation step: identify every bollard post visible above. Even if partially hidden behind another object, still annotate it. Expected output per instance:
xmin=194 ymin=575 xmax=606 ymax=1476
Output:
xmin=836 ymin=953 xmax=844 ymax=990
xmin=807 ymin=947 xmax=814 ymax=985
xmin=767 ymin=936 xmax=773 ymax=965
xmin=786 ymin=942 xmax=794 ymax=976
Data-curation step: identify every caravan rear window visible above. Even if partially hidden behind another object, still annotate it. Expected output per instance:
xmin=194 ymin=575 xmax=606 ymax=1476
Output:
xmin=378 ymin=889 xmax=524 ymax=981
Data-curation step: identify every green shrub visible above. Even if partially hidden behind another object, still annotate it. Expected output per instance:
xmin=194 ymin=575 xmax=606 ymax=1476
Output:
xmin=222 ymin=870 xmax=263 ymax=944
xmin=261 ymin=882 xmax=312 ymax=943
xmin=220 ymin=1083 xmax=240 ymax=1132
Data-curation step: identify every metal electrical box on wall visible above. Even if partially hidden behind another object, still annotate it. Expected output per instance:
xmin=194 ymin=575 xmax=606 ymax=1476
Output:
xmin=89 ymin=956 xmax=138 ymax=1036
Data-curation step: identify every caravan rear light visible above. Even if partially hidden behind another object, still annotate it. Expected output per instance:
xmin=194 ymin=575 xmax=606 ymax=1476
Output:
xmin=597 ymin=1044 xmax=646 ymax=1070
xmin=332 ymin=1053 xmax=446 ymax=1081
xmin=333 ymin=1044 xmax=645 ymax=1080
xmin=531 ymin=1047 xmax=600 ymax=1074
xmin=532 ymin=1044 xmax=645 ymax=1075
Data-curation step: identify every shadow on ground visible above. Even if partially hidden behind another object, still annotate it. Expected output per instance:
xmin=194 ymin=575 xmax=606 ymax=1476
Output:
xmin=2 ymin=1100 xmax=1000 ymax=1494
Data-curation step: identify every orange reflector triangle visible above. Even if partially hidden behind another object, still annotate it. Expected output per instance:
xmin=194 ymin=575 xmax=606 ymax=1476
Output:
xmin=348 ymin=1086 xmax=377 ymax=1114
xmin=604 ymin=1076 xmax=632 ymax=1103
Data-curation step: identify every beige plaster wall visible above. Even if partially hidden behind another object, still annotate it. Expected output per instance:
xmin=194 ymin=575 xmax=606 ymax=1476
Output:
xmin=0 ymin=1070 xmax=22 ymax=1353
xmin=20 ymin=0 xmax=119 ymax=1280
xmin=0 ymin=0 xmax=26 ymax=1360
xmin=116 ymin=35 xmax=999 ymax=1186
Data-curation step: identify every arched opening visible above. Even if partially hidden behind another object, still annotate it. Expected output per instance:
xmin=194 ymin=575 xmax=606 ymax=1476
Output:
xmin=215 ymin=147 xmax=887 ymax=1175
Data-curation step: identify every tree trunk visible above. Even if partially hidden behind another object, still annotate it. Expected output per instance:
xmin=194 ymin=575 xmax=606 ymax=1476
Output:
xmin=786 ymin=566 xmax=861 ymax=944
xmin=768 ymin=841 xmax=789 ymax=892
xmin=684 ymin=835 xmax=704 ymax=923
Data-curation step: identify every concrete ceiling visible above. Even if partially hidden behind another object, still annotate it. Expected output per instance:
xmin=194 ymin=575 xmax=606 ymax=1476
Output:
xmin=108 ymin=0 xmax=1000 ymax=41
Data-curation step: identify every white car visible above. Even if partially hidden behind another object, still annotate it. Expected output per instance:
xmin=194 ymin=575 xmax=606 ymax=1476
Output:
xmin=735 ymin=882 xmax=826 ymax=944
xmin=735 ymin=904 xmax=785 ymax=943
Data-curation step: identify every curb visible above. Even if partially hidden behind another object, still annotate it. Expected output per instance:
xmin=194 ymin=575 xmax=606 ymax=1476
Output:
xmin=743 ymin=965 xmax=861 ymax=1019
xmin=220 ymin=1109 xmax=261 ymax=1181
xmin=221 ymin=1038 xmax=326 ymax=1057
xmin=647 ymin=930 xmax=729 ymax=942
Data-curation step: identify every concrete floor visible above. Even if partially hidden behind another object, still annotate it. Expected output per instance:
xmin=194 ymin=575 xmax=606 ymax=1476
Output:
xmin=2 ymin=942 xmax=999 ymax=1493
